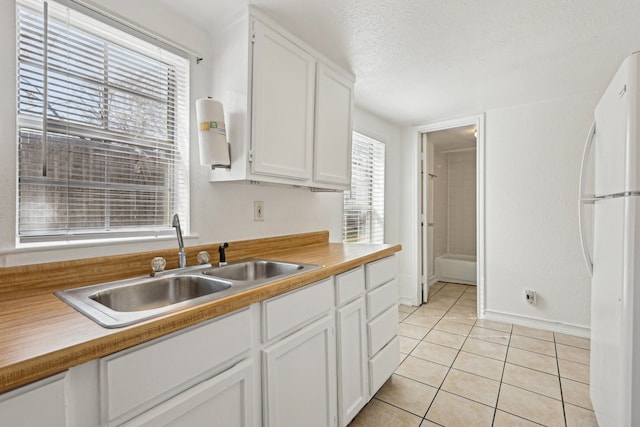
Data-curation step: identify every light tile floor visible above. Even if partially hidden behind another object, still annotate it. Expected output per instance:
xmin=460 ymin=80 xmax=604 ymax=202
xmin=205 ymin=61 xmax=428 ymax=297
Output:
xmin=349 ymin=282 xmax=598 ymax=427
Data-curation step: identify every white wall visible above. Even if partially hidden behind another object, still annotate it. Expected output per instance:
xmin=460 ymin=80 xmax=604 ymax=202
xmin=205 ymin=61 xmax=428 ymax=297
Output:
xmin=483 ymin=92 xmax=598 ymax=333
xmin=447 ymin=150 xmax=476 ymax=256
xmin=398 ymin=92 xmax=598 ymax=333
xmin=0 ymin=0 xmax=343 ymax=266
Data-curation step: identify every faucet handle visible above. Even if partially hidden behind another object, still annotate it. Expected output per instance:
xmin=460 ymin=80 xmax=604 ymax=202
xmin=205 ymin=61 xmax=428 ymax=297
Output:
xmin=151 ymin=257 xmax=167 ymax=275
xmin=197 ymin=251 xmax=210 ymax=265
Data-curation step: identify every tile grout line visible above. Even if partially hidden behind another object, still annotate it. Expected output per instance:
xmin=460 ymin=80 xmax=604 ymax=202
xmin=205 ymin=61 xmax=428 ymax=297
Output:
xmin=490 ymin=325 xmax=512 ymax=426
xmin=420 ymin=283 xmax=479 ymax=425
xmin=554 ymin=332 xmax=569 ymax=427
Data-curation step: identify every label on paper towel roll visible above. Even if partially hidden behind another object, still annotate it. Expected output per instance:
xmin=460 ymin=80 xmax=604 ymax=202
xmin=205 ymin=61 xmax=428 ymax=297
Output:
xmin=199 ymin=121 xmax=226 ymax=133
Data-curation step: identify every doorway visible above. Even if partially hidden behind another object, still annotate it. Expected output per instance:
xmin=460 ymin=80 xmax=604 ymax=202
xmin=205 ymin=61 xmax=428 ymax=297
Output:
xmin=417 ymin=115 xmax=485 ymax=316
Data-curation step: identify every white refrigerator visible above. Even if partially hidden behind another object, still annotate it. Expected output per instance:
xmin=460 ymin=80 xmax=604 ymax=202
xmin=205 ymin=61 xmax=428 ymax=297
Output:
xmin=579 ymin=51 xmax=640 ymax=426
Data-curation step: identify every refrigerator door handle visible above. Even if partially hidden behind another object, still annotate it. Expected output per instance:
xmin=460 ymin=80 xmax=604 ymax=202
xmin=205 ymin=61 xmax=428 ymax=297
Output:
xmin=579 ymin=121 xmax=596 ymax=276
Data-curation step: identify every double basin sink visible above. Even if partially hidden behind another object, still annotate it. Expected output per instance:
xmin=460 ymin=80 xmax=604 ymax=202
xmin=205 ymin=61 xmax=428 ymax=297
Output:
xmin=55 ymin=259 xmax=321 ymax=328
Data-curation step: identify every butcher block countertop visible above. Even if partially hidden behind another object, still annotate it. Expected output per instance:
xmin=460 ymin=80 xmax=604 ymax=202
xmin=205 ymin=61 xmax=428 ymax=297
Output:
xmin=0 ymin=231 xmax=401 ymax=394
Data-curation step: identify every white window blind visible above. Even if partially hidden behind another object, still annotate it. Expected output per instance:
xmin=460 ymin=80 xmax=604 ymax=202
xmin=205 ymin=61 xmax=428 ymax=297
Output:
xmin=343 ymin=132 xmax=385 ymax=244
xmin=16 ymin=0 xmax=190 ymax=244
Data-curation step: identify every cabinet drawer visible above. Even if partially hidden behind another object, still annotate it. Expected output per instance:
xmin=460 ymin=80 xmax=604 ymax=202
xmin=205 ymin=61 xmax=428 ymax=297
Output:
xmin=367 ymin=305 xmax=398 ymax=357
xmin=101 ymin=308 xmax=252 ymax=423
xmin=0 ymin=373 xmax=68 ymax=427
xmin=123 ymin=360 xmax=255 ymax=427
xmin=335 ymin=266 xmax=365 ymax=306
xmin=369 ymin=336 xmax=399 ymax=396
xmin=367 ymin=279 xmax=398 ymax=320
xmin=365 ymin=255 xmax=397 ymax=290
xmin=263 ymin=278 xmax=333 ymax=342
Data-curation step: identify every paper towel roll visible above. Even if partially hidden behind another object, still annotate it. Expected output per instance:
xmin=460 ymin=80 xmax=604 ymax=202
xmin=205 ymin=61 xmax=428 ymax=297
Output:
xmin=196 ymin=98 xmax=231 ymax=167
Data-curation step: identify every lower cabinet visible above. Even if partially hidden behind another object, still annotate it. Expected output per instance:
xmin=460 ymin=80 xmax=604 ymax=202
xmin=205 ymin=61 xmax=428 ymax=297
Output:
xmin=365 ymin=256 xmax=400 ymax=398
xmin=100 ymin=307 xmax=254 ymax=425
xmin=263 ymin=315 xmax=337 ymax=427
xmin=336 ymin=297 xmax=368 ymax=425
xmin=0 ymin=373 xmax=69 ymax=427
xmin=124 ymin=359 xmax=255 ymax=427
xmin=0 ymin=255 xmax=400 ymax=427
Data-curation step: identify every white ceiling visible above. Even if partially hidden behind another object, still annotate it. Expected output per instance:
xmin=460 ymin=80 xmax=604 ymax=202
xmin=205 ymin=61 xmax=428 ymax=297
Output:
xmin=159 ymin=0 xmax=640 ymax=126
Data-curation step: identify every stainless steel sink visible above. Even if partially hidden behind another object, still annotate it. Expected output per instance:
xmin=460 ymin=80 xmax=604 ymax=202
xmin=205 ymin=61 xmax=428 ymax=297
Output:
xmin=55 ymin=259 xmax=321 ymax=328
xmin=89 ymin=275 xmax=231 ymax=312
xmin=203 ymin=260 xmax=305 ymax=282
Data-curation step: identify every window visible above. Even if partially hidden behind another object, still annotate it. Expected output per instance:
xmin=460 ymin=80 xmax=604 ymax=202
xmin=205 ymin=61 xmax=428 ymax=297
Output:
xmin=16 ymin=0 xmax=190 ymax=244
xmin=343 ymin=132 xmax=385 ymax=244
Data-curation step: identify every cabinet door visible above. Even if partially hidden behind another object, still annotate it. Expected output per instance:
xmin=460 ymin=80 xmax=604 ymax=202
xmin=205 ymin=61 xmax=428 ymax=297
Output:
xmin=124 ymin=360 xmax=256 ymax=427
xmin=336 ymin=298 xmax=368 ymax=426
xmin=0 ymin=373 xmax=68 ymax=427
xmin=251 ymin=19 xmax=315 ymax=181
xmin=314 ymin=63 xmax=354 ymax=187
xmin=263 ymin=315 xmax=337 ymax=427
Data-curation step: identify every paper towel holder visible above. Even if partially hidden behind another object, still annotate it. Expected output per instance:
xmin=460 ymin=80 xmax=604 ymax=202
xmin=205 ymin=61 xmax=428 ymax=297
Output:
xmin=196 ymin=97 xmax=232 ymax=170
xmin=209 ymin=144 xmax=231 ymax=170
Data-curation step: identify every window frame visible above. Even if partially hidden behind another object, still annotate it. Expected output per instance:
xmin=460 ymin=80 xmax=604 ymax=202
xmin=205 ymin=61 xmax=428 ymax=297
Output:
xmin=343 ymin=131 xmax=385 ymax=244
xmin=15 ymin=0 xmax=190 ymax=246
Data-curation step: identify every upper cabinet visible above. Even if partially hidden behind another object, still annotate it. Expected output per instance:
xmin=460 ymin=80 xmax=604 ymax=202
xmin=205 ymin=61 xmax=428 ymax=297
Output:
xmin=208 ymin=9 xmax=354 ymax=190
xmin=251 ymin=20 xmax=316 ymax=181
xmin=314 ymin=64 xmax=354 ymax=187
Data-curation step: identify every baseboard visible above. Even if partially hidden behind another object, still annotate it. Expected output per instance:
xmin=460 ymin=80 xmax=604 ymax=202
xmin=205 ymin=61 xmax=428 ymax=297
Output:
xmin=482 ymin=310 xmax=590 ymax=338
xmin=440 ymin=277 xmax=477 ymax=286
xmin=398 ymin=296 xmax=418 ymax=307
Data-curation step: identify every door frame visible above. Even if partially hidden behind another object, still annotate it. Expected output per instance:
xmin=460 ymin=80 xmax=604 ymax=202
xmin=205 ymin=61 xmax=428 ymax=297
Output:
xmin=415 ymin=114 xmax=485 ymax=317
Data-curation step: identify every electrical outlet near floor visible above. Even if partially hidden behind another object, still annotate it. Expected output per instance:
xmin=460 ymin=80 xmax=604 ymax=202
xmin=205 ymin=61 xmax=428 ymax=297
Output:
xmin=254 ymin=201 xmax=264 ymax=221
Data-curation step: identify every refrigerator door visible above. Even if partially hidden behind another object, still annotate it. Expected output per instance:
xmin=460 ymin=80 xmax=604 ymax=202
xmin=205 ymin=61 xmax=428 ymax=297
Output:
xmin=591 ymin=197 xmax=625 ymax=426
xmin=594 ymin=52 xmax=640 ymax=196
xmin=591 ymin=196 xmax=640 ymax=426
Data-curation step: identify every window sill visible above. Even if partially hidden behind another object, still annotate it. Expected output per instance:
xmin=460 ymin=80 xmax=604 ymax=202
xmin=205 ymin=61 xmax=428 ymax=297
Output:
xmin=2 ymin=234 xmax=200 ymax=267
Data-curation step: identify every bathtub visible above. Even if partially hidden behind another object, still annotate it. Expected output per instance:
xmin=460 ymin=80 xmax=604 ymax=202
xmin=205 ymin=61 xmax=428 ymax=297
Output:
xmin=435 ymin=254 xmax=477 ymax=285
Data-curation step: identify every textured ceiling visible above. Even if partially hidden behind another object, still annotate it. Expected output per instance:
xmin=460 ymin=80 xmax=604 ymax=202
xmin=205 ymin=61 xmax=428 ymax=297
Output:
xmin=159 ymin=0 xmax=640 ymax=126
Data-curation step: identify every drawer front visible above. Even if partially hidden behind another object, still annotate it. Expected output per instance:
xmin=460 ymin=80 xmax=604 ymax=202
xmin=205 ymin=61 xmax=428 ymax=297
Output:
xmin=367 ymin=279 xmax=398 ymax=320
xmin=263 ymin=278 xmax=333 ymax=342
xmin=365 ymin=255 xmax=397 ymax=290
xmin=367 ymin=305 xmax=398 ymax=357
xmin=335 ymin=266 xmax=365 ymax=306
xmin=123 ymin=360 xmax=255 ymax=427
xmin=369 ymin=336 xmax=399 ymax=396
xmin=0 ymin=373 xmax=68 ymax=427
xmin=101 ymin=308 xmax=252 ymax=423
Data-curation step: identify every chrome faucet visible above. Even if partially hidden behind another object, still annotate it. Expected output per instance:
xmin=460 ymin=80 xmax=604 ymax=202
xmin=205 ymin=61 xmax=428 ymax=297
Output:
xmin=172 ymin=213 xmax=186 ymax=268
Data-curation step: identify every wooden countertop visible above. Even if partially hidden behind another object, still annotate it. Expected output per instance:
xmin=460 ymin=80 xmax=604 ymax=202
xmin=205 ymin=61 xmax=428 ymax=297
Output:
xmin=0 ymin=231 xmax=401 ymax=394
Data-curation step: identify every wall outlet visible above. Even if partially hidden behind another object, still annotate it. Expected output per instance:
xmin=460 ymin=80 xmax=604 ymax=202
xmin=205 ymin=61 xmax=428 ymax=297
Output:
xmin=525 ymin=289 xmax=536 ymax=304
xmin=254 ymin=201 xmax=264 ymax=221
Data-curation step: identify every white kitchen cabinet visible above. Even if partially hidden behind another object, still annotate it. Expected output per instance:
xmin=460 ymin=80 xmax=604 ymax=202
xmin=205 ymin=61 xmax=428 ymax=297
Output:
xmin=124 ymin=360 xmax=255 ymax=427
xmin=101 ymin=307 xmax=255 ymax=425
xmin=263 ymin=315 xmax=337 ymax=427
xmin=334 ymin=267 xmax=368 ymax=426
xmin=336 ymin=298 xmax=368 ymax=425
xmin=262 ymin=278 xmax=333 ymax=341
xmin=0 ymin=373 xmax=69 ymax=427
xmin=262 ymin=278 xmax=337 ymax=427
xmin=251 ymin=19 xmax=315 ymax=181
xmin=209 ymin=10 xmax=354 ymax=190
xmin=364 ymin=255 xmax=400 ymax=397
xmin=314 ymin=63 xmax=354 ymax=187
